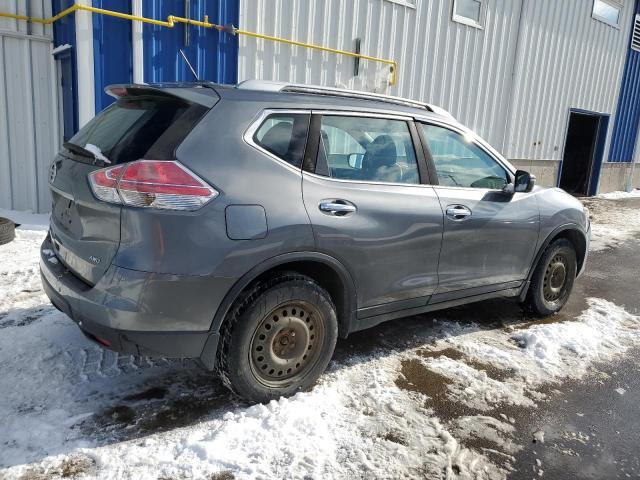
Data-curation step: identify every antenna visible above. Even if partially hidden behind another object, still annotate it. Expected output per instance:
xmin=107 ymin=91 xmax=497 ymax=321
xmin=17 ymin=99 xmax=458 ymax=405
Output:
xmin=179 ymin=49 xmax=199 ymax=81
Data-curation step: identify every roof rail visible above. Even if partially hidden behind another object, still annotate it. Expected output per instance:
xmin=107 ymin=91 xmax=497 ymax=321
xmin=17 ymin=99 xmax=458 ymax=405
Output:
xmin=236 ymin=80 xmax=455 ymax=119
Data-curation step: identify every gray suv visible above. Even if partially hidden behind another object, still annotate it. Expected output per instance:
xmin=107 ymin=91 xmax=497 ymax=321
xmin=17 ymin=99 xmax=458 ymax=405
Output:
xmin=40 ymin=80 xmax=590 ymax=402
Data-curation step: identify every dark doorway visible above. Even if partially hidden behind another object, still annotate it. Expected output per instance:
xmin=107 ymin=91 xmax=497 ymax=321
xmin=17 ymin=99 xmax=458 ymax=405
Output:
xmin=559 ymin=111 xmax=608 ymax=196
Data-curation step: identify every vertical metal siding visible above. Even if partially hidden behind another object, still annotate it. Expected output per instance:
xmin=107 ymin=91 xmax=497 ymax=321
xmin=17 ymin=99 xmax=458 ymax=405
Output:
xmin=142 ymin=0 xmax=238 ymax=84
xmin=239 ymin=0 xmax=632 ymax=162
xmin=0 ymin=0 xmax=58 ymax=213
xmin=239 ymin=0 xmax=522 ymax=150
xmin=609 ymin=0 xmax=640 ymax=163
xmin=93 ymin=0 xmax=133 ymax=113
xmin=503 ymin=0 xmax=632 ymax=161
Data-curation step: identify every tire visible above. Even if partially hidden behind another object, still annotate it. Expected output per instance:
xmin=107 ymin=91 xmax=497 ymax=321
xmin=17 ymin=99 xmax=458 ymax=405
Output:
xmin=524 ymin=238 xmax=577 ymax=316
xmin=0 ymin=217 xmax=15 ymax=245
xmin=217 ymin=272 xmax=338 ymax=403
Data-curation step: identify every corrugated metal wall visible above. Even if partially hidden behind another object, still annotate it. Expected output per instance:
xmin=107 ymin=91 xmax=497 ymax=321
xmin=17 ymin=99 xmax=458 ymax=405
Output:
xmin=608 ymin=0 xmax=640 ymax=163
xmin=142 ymin=0 xmax=239 ymax=84
xmin=505 ymin=0 xmax=633 ymax=162
xmin=93 ymin=0 xmax=133 ymax=112
xmin=238 ymin=0 xmax=633 ymax=162
xmin=0 ymin=0 xmax=59 ymax=213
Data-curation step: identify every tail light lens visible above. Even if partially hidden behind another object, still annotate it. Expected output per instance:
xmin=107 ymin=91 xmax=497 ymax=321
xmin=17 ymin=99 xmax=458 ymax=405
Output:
xmin=88 ymin=160 xmax=218 ymax=211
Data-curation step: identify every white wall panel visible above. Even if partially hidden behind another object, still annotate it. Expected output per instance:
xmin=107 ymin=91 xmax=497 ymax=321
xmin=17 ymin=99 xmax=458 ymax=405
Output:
xmin=238 ymin=0 xmax=632 ymax=161
xmin=0 ymin=0 xmax=57 ymax=213
xmin=504 ymin=0 xmax=633 ymax=161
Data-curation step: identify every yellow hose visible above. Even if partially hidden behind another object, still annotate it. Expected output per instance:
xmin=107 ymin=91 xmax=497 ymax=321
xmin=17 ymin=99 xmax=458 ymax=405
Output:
xmin=0 ymin=4 xmax=397 ymax=85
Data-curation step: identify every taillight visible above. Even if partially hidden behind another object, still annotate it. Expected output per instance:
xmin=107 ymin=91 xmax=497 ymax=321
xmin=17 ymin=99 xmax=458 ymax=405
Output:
xmin=88 ymin=160 xmax=218 ymax=211
xmin=89 ymin=165 xmax=125 ymax=204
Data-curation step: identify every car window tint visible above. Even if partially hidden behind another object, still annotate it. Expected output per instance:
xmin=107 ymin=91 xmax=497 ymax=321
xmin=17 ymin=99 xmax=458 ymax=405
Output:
xmin=420 ymin=123 xmax=508 ymax=189
xmin=68 ymin=97 xmax=208 ymax=165
xmin=254 ymin=113 xmax=310 ymax=168
xmin=316 ymin=116 xmax=419 ymax=184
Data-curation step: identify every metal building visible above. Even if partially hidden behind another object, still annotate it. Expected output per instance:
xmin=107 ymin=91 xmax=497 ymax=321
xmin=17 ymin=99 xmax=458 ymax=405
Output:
xmin=1 ymin=0 xmax=639 ymax=213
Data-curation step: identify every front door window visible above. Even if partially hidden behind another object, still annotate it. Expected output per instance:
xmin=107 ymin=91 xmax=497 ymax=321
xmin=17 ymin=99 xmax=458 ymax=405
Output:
xmin=420 ymin=123 xmax=508 ymax=189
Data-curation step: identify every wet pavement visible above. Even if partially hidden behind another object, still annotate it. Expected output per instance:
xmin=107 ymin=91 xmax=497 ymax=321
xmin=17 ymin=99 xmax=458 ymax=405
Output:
xmin=507 ymin=231 xmax=640 ymax=480
xmin=339 ymin=219 xmax=640 ymax=478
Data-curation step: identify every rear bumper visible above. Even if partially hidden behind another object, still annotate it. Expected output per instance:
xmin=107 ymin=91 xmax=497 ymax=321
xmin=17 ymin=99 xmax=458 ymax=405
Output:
xmin=40 ymin=234 xmax=234 ymax=362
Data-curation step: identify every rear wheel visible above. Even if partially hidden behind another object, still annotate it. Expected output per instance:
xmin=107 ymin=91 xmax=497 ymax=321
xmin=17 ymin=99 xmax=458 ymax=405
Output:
xmin=217 ymin=273 xmax=338 ymax=403
xmin=524 ymin=239 xmax=577 ymax=316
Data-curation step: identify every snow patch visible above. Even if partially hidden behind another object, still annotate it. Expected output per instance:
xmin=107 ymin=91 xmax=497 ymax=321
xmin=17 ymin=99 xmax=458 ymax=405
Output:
xmin=0 ymin=208 xmax=49 ymax=231
xmin=2 ymin=199 xmax=640 ymax=479
xmin=51 ymin=43 xmax=72 ymax=55
xmin=511 ymin=299 xmax=639 ymax=376
xmin=533 ymin=430 xmax=545 ymax=444
xmin=584 ymin=196 xmax=640 ymax=251
xmin=598 ymin=189 xmax=640 ymax=199
xmin=84 ymin=143 xmax=111 ymax=163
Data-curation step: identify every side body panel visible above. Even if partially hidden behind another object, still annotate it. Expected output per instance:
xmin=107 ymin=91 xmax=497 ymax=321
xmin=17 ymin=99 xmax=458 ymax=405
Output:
xmin=432 ymin=187 xmax=540 ymax=295
xmin=535 ymin=187 xmax=590 ymax=248
xmin=116 ymin=97 xmax=315 ymax=278
xmin=302 ymin=173 xmax=444 ymax=311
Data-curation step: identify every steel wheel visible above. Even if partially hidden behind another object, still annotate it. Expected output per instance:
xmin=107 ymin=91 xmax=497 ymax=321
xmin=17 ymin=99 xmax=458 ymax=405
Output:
xmin=543 ymin=253 xmax=568 ymax=303
xmin=249 ymin=300 xmax=325 ymax=387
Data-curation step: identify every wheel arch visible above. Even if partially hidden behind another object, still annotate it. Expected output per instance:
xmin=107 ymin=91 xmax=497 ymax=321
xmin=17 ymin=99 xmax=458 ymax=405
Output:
xmin=527 ymin=224 xmax=588 ymax=282
xmin=209 ymin=252 xmax=357 ymax=340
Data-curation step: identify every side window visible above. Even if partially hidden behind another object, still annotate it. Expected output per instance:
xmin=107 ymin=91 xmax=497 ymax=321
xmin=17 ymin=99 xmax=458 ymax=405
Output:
xmin=420 ymin=123 xmax=509 ymax=189
xmin=316 ymin=115 xmax=420 ymax=184
xmin=254 ymin=113 xmax=310 ymax=168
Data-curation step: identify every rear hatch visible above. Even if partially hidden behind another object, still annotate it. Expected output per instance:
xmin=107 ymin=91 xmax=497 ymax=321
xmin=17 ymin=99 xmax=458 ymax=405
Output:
xmin=48 ymin=84 xmax=217 ymax=285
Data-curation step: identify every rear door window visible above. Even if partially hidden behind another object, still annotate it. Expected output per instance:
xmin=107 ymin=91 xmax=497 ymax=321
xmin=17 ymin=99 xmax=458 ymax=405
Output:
xmin=67 ymin=96 xmax=208 ymax=165
xmin=315 ymin=115 xmax=420 ymax=184
xmin=253 ymin=113 xmax=310 ymax=168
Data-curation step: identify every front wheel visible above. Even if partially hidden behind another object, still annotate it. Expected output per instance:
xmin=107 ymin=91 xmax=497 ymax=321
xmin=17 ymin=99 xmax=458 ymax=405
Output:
xmin=524 ymin=238 xmax=577 ymax=316
xmin=217 ymin=273 xmax=338 ymax=403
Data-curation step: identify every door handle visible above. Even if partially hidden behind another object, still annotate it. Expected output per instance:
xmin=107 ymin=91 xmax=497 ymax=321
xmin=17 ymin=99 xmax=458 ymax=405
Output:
xmin=319 ymin=200 xmax=357 ymax=216
xmin=446 ymin=205 xmax=472 ymax=220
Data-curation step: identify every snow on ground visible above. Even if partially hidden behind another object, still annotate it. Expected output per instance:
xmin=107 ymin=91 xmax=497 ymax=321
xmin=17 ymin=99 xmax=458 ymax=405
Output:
xmin=597 ymin=188 xmax=640 ymax=200
xmin=0 ymin=209 xmax=49 ymax=231
xmin=1 ymin=204 xmax=640 ymax=479
xmin=583 ymin=195 xmax=640 ymax=251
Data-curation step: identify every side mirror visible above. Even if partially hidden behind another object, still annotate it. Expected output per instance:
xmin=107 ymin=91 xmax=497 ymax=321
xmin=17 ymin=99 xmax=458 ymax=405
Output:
xmin=514 ymin=170 xmax=535 ymax=193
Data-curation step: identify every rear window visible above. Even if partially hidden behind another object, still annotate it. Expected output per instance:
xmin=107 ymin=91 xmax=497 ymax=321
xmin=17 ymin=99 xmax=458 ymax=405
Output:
xmin=67 ymin=95 xmax=209 ymax=165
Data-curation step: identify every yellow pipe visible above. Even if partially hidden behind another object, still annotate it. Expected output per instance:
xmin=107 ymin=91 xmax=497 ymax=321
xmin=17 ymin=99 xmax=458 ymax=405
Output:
xmin=0 ymin=4 xmax=397 ymax=85
xmin=234 ymin=28 xmax=397 ymax=86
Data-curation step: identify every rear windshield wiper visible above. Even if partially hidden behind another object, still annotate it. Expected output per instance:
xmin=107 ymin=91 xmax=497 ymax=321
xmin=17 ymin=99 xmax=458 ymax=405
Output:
xmin=63 ymin=142 xmax=95 ymax=159
xmin=63 ymin=142 xmax=110 ymax=166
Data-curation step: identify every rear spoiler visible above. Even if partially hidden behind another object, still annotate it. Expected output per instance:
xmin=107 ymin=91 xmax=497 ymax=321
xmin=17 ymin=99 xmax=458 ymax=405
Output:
xmin=105 ymin=83 xmax=219 ymax=108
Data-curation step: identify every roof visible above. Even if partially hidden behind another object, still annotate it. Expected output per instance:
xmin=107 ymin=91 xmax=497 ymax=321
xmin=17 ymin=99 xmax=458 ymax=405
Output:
xmin=106 ymin=80 xmax=456 ymax=123
xmin=233 ymin=80 xmax=456 ymax=121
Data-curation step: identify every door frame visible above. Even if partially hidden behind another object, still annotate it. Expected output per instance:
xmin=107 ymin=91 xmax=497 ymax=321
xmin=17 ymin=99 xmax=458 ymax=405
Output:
xmin=557 ymin=108 xmax=610 ymax=196
xmin=53 ymin=48 xmax=79 ymax=142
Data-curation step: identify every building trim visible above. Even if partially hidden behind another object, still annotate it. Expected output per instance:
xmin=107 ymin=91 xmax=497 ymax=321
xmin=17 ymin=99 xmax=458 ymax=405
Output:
xmin=132 ymin=0 xmax=144 ymax=83
xmin=74 ymin=0 xmax=94 ymax=127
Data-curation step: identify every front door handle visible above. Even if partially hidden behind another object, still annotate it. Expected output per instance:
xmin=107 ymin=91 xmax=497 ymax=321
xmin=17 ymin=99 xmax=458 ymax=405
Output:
xmin=319 ymin=200 xmax=357 ymax=216
xmin=446 ymin=205 xmax=472 ymax=220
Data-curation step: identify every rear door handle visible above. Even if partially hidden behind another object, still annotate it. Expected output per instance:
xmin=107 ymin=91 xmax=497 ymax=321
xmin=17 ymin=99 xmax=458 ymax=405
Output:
xmin=319 ymin=200 xmax=357 ymax=216
xmin=445 ymin=205 xmax=472 ymax=220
